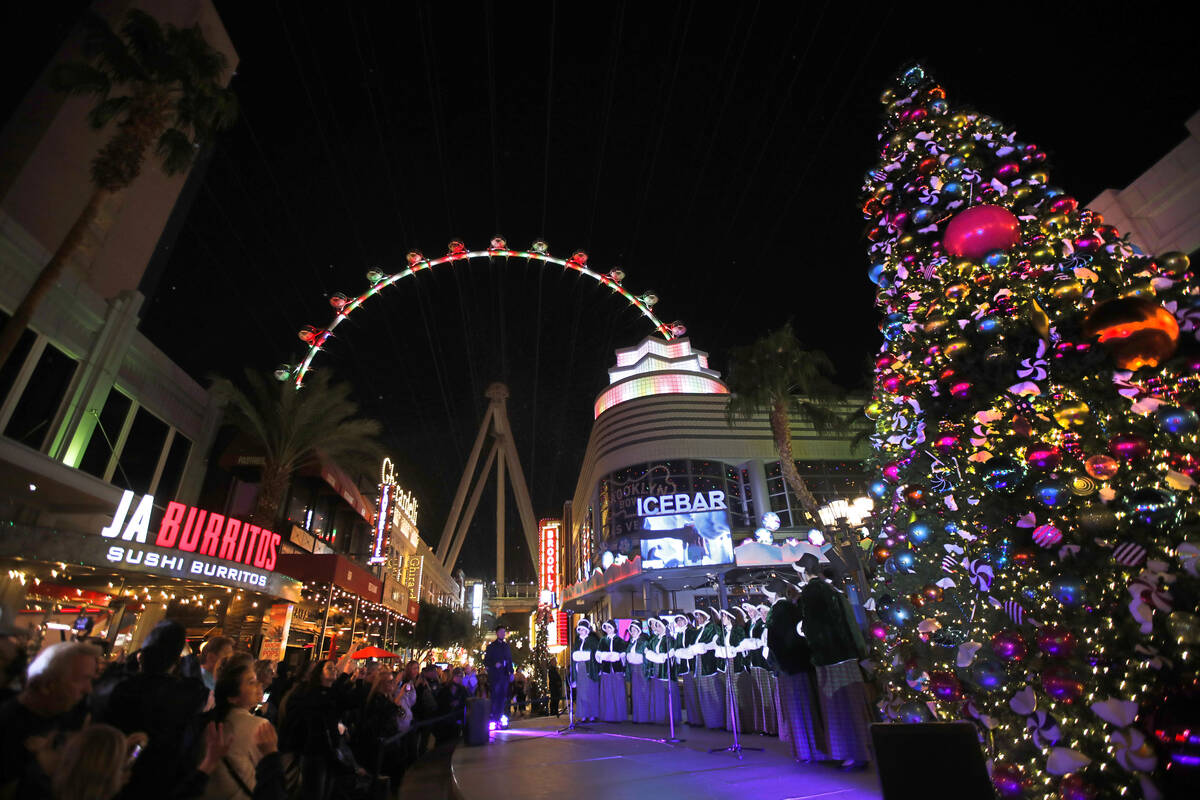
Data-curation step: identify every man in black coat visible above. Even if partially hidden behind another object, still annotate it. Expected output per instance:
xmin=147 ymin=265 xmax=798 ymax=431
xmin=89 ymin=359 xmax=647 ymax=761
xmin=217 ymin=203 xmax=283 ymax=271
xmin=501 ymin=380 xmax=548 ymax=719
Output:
xmin=547 ymin=664 xmax=563 ymax=716
xmin=483 ymin=624 xmax=514 ymax=723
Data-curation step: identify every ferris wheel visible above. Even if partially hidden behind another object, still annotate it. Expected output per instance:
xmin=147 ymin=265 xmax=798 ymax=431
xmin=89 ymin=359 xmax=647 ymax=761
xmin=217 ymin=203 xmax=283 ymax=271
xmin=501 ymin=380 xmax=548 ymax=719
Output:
xmin=276 ymin=237 xmax=686 ymax=388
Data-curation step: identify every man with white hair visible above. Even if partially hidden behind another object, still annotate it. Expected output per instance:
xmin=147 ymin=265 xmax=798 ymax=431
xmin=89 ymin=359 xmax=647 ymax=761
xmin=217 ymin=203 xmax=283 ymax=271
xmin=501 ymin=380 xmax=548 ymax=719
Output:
xmin=0 ymin=641 xmax=101 ymax=793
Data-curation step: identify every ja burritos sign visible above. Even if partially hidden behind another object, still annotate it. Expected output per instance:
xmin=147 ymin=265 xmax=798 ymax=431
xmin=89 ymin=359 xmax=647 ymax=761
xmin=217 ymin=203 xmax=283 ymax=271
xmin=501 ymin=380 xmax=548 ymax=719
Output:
xmin=100 ymin=490 xmax=281 ymax=589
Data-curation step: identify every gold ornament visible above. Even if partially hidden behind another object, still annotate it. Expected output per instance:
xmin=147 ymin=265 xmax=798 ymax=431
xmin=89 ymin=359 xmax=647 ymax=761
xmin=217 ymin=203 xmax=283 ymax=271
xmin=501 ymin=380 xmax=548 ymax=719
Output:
xmin=944 ymin=338 xmax=970 ymax=359
xmin=1050 ymin=279 xmax=1083 ymax=300
xmin=1053 ymin=400 xmax=1090 ymax=428
xmin=1070 ymin=475 xmax=1098 ymax=496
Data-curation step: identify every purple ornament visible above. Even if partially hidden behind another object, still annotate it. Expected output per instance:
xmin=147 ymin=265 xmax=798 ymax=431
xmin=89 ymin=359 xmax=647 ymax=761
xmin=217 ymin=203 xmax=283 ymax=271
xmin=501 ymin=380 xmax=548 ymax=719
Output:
xmin=991 ymin=630 xmax=1027 ymax=662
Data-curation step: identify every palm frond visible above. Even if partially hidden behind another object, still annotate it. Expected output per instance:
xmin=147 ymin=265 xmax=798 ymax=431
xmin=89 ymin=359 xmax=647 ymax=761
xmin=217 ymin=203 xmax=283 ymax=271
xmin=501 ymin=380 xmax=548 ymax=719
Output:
xmin=155 ymin=127 xmax=195 ymax=174
xmin=50 ymin=62 xmax=113 ymax=96
xmin=120 ymin=9 xmax=170 ymax=78
xmin=86 ymin=95 xmax=132 ymax=129
xmin=78 ymin=12 xmax=144 ymax=82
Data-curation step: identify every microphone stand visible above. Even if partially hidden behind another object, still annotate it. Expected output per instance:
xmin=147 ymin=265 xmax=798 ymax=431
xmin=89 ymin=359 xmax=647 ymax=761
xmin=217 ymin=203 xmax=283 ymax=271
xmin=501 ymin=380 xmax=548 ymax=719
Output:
xmin=558 ymin=616 xmax=593 ymax=735
xmin=708 ymin=573 xmax=763 ymax=760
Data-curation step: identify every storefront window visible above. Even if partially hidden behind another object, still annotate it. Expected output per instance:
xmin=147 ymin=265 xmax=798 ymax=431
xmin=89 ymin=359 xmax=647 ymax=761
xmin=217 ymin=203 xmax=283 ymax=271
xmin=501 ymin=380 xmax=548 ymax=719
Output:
xmin=113 ymin=407 xmax=170 ymax=494
xmin=3 ymin=341 xmax=77 ymax=450
xmin=0 ymin=312 xmax=36 ymax=407
xmin=79 ymin=388 xmax=133 ymax=480
xmin=766 ymin=460 xmax=867 ymax=529
xmin=284 ymin=481 xmax=312 ymax=528
xmin=156 ymin=432 xmax=191 ymax=496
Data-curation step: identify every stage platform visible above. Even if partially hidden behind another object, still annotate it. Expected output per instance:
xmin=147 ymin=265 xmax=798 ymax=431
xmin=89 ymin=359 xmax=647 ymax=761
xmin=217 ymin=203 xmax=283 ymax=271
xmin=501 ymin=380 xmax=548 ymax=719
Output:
xmin=451 ymin=715 xmax=884 ymax=800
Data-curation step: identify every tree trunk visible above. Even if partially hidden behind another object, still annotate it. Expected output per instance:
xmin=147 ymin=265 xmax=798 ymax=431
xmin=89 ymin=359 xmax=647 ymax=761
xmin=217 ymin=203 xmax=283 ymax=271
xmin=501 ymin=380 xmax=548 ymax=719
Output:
xmin=254 ymin=462 xmax=291 ymax=530
xmin=769 ymin=397 xmax=822 ymax=522
xmin=0 ymin=187 xmax=116 ymax=371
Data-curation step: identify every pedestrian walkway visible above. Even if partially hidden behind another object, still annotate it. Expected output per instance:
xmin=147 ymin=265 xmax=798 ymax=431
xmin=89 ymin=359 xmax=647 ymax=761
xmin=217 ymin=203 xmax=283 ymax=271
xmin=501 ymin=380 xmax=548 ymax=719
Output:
xmin=452 ymin=715 xmax=883 ymax=800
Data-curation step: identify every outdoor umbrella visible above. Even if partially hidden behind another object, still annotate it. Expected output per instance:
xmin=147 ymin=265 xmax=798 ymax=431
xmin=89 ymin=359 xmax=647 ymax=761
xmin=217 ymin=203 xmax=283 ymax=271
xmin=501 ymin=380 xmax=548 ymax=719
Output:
xmin=349 ymin=645 xmax=400 ymax=659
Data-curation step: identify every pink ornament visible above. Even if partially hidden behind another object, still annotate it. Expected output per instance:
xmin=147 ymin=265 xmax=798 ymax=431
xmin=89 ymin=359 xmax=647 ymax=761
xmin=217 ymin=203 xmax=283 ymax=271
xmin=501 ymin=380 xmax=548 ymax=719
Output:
xmin=1026 ymin=444 xmax=1062 ymax=470
xmin=991 ymin=630 xmax=1027 ymax=661
xmin=943 ymin=204 xmax=1021 ymax=262
xmin=1033 ymin=523 xmax=1063 ymax=548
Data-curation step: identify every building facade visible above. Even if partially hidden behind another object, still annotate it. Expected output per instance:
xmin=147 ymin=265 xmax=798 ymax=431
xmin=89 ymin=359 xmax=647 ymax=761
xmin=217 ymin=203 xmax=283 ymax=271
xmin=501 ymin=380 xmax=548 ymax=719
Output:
xmin=558 ymin=337 xmax=869 ymax=623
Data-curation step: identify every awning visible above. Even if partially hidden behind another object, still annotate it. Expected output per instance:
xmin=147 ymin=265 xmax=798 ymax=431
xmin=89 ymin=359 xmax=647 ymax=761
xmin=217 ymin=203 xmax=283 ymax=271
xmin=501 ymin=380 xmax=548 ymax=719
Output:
xmin=276 ymin=552 xmax=382 ymax=603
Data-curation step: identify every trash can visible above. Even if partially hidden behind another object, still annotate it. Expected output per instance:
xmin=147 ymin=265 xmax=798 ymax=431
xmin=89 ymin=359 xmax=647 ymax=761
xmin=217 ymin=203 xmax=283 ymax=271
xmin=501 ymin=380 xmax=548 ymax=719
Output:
xmin=464 ymin=696 xmax=489 ymax=746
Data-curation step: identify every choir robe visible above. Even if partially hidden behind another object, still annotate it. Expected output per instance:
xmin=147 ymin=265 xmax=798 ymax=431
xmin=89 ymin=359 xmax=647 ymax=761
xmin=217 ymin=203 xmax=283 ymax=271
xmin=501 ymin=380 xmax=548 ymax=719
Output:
xmin=626 ymin=633 xmax=653 ymax=723
xmin=597 ymin=633 xmax=628 ymax=722
xmin=768 ymin=597 xmax=825 ymax=761
xmin=571 ymin=632 xmax=602 ymax=721
xmin=715 ymin=622 xmax=755 ymax=733
xmin=747 ymin=618 xmax=776 ymax=734
xmin=693 ymin=621 xmax=725 ymax=729
xmin=674 ymin=624 xmax=703 ymax=727
xmin=645 ymin=633 xmax=680 ymax=726
xmin=800 ymin=579 xmax=873 ymax=763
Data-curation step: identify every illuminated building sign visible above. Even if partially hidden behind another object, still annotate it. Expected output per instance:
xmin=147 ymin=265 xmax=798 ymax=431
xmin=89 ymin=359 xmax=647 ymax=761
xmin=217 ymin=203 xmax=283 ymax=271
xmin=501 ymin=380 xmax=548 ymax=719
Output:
xmin=471 ymin=583 xmax=483 ymax=627
xmin=401 ymin=554 xmax=424 ymax=604
xmin=101 ymin=490 xmax=280 ymax=577
xmin=373 ymin=458 xmax=420 ymax=565
xmin=594 ymin=337 xmax=728 ymax=418
xmin=538 ymin=519 xmax=560 ymax=597
xmin=636 ymin=491 xmax=726 ymax=516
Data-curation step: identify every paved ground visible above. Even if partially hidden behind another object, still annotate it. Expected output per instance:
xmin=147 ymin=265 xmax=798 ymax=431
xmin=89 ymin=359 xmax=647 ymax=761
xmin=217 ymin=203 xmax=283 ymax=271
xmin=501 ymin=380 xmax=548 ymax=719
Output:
xmin=451 ymin=715 xmax=884 ymax=800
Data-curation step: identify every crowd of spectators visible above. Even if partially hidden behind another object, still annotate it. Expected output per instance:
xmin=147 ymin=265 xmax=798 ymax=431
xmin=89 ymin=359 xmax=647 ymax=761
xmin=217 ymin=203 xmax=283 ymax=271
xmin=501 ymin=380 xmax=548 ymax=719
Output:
xmin=0 ymin=621 xmax=485 ymax=800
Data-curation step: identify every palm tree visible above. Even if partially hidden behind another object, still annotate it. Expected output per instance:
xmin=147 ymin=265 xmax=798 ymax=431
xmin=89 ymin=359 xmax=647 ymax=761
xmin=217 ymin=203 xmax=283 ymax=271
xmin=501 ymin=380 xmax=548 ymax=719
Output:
xmin=210 ymin=369 xmax=385 ymax=527
xmin=724 ymin=323 xmax=845 ymax=528
xmin=0 ymin=9 xmax=237 ymax=371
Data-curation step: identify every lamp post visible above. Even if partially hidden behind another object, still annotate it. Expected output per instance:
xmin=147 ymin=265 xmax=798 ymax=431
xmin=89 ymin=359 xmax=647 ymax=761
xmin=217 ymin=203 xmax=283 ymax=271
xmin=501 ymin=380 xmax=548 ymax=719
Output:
xmin=815 ymin=496 xmax=873 ymax=598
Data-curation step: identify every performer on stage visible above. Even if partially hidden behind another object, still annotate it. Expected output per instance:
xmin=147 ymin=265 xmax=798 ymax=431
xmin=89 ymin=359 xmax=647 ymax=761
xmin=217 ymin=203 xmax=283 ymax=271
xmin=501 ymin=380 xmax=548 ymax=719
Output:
xmin=766 ymin=577 xmax=824 ymax=762
xmin=484 ymin=623 xmax=515 ymax=723
xmin=597 ymin=619 xmax=628 ymax=722
xmin=727 ymin=606 xmax=757 ymax=734
xmin=693 ymin=607 xmax=725 ymax=730
xmin=715 ymin=607 xmax=752 ymax=734
xmin=645 ymin=616 xmax=680 ymax=726
xmin=799 ymin=562 xmax=873 ymax=769
xmin=625 ymin=620 xmax=652 ymax=723
xmin=740 ymin=603 xmax=770 ymax=734
xmin=671 ymin=612 xmax=702 ymax=727
xmin=570 ymin=618 xmax=601 ymax=722
xmin=746 ymin=602 xmax=777 ymax=735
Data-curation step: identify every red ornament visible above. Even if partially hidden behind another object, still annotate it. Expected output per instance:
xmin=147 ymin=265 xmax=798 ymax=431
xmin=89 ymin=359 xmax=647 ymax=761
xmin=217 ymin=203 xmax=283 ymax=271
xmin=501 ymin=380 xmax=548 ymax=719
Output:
xmin=1026 ymin=444 xmax=1062 ymax=470
xmin=903 ymin=485 xmax=927 ymax=508
xmin=1032 ymin=523 xmax=1063 ymax=548
xmin=1108 ymin=433 xmax=1150 ymax=461
xmin=1037 ymin=625 xmax=1076 ymax=658
xmin=929 ymin=670 xmax=962 ymax=701
xmin=1083 ymin=296 xmax=1180 ymax=370
xmin=943 ymin=204 xmax=1021 ymax=262
xmin=991 ymin=630 xmax=1027 ymax=661
xmin=991 ymin=761 xmax=1027 ymax=798
xmin=1058 ymin=775 xmax=1098 ymax=800
xmin=1041 ymin=664 xmax=1084 ymax=702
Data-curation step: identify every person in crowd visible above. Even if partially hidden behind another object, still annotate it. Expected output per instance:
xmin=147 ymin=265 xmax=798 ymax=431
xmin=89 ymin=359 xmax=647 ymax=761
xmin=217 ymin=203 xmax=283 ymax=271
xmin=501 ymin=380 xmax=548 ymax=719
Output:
xmin=461 ymin=664 xmax=478 ymax=697
xmin=798 ymin=561 xmax=873 ymax=770
xmin=0 ymin=631 xmax=28 ymax=705
xmin=93 ymin=620 xmax=211 ymax=800
xmin=277 ymin=659 xmax=352 ymax=800
xmin=198 ymin=637 xmax=234 ymax=693
xmin=353 ymin=669 xmax=403 ymax=781
xmin=596 ymin=620 xmax=627 ymax=722
xmin=411 ymin=666 xmax=441 ymax=754
xmin=46 ymin=723 xmax=144 ymax=800
xmin=511 ymin=671 xmax=527 ymax=718
xmin=435 ymin=667 xmax=470 ymax=742
xmin=546 ymin=664 xmax=562 ymax=717
xmin=766 ymin=576 xmax=825 ymax=762
xmin=625 ymin=620 xmax=652 ymax=723
xmin=570 ymin=619 xmax=601 ymax=722
xmin=201 ymin=652 xmax=284 ymax=800
xmin=0 ymin=640 xmax=100 ymax=796
xmin=483 ymin=625 xmax=514 ymax=724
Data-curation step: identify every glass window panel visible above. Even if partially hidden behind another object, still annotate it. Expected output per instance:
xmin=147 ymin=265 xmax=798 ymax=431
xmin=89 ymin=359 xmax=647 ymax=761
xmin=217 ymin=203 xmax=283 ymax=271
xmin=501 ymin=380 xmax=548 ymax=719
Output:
xmin=0 ymin=311 xmax=37 ymax=408
xmin=156 ymin=432 xmax=191 ymax=497
xmin=78 ymin=389 xmax=132 ymax=479
xmin=3 ymin=342 xmax=76 ymax=450
xmin=112 ymin=407 xmax=169 ymax=494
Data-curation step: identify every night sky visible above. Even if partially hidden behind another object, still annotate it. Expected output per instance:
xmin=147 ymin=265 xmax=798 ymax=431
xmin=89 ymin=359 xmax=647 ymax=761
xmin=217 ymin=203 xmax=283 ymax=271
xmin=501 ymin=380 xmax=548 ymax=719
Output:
xmin=6 ymin=3 xmax=1197 ymax=581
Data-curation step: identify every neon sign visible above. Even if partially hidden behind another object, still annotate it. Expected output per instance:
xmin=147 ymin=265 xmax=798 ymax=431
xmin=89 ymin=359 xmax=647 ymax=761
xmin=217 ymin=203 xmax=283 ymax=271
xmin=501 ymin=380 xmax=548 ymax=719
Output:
xmin=102 ymin=490 xmax=279 ymax=571
xmin=538 ymin=519 xmax=560 ymax=596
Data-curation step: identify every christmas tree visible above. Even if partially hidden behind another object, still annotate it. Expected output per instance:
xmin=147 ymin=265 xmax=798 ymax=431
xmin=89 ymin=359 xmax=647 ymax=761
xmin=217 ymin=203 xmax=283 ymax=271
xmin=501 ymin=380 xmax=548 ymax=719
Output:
xmin=861 ymin=65 xmax=1199 ymax=800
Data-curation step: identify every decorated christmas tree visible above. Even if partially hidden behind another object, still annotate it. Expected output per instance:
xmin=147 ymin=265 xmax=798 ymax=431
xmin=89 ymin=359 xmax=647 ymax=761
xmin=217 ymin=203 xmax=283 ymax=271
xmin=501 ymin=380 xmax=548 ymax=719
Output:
xmin=861 ymin=65 xmax=1199 ymax=800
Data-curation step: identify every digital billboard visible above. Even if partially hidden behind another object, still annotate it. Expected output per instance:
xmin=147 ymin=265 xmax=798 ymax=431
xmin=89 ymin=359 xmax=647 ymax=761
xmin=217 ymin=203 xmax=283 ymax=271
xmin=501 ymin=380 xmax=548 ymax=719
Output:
xmin=599 ymin=461 xmax=735 ymax=570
